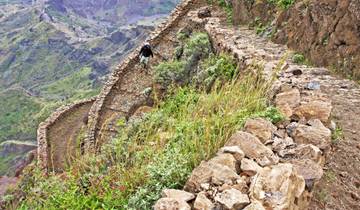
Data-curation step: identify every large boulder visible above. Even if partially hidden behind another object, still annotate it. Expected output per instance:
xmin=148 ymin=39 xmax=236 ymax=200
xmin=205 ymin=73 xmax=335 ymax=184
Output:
xmin=225 ymin=131 xmax=279 ymax=166
xmin=154 ymin=197 xmax=191 ymax=210
xmin=275 ymin=89 xmax=301 ymax=118
xmin=249 ymin=163 xmax=305 ymax=210
xmin=290 ymin=159 xmax=324 ymax=181
xmin=275 ymin=89 xmax=301 ymax=109
xmin=291 ymin=119 xmax=331 ymax=151
xmin=293 ymin=100 xmax=332 ymax=123
xmin=244 ymin=118 xmax=277 ymax=143
xmin=209 ymin=153 xmax=239 ymax=173
xmin=184 ymin=161 xmax=240 ymax=193
xmin=279 ymin=144 xmax=324 ymax=165
xmin=214 ymin=188 xmax=250 ymax=209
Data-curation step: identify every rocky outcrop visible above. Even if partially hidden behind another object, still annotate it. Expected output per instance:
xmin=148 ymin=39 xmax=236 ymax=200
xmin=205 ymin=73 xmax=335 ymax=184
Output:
xmin=232 ymin=0 xmax=360 ymax=79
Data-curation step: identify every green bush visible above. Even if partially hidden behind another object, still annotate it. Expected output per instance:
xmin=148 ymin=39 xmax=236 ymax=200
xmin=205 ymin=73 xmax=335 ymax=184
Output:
xmin=268 ymin=0 xmax=295 ymax=9
xmin=291 ymin=52 xmax=313 ymax=66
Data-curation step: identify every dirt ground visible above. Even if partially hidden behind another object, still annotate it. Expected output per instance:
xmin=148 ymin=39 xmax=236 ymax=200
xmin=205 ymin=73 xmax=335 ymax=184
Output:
xmin=308 ymin=75 xmax=360 ymax=210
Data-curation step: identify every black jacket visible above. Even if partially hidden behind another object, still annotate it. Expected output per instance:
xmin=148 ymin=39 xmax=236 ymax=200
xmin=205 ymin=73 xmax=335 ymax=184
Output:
xmin=139 ymin=45 xmax=154 ymax=58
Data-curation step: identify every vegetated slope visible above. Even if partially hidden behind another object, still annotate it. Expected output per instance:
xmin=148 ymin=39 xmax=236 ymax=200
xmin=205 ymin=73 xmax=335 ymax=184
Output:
xmin=3 ymin=2 xmax=283 ymax=208
xmin=0 ymin=0 xmax=179 ymax=175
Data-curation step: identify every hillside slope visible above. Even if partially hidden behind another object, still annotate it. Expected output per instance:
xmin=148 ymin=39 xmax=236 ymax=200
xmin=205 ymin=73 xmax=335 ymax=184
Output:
xmin=0 ymin=0 xmax=179 ymax=175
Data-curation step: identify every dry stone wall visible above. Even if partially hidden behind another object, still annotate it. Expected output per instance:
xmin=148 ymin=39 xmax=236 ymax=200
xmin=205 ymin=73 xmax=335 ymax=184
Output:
xmin=37 ymin=98 xmax=95 ymax=173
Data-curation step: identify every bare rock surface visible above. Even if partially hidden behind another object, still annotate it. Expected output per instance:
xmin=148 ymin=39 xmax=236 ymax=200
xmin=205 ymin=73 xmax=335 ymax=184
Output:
xmin=240 ymin=158 xmax=262 ymax=176
xmin=293 ymin=100 xmax=332 ymax=124
xmin=225 ymin=131 xmax=279 ymax=167
xmin=184 ymin=161 xmax=240 ymax=193
xmin=154 ymin=197 xmax=191 ymax=210
xmin=244 ymin=118 xmax=277 ymax=143
xmin=291 ymin=119 xmax=331 ymax=151
xmin=218 ymin=146 xmax=245 ymax=162
xmin=249 ymin=163 xmax=305 ymax=210
xmin=161 ymin=189 xmax=195 ymax=202
xmin=214 ymin=188 xmax=250 ymax=210
xmin=243 ymin=201 xmax=266 ymax=210
xmin=193 ymin=192 xmax=215 ymax=210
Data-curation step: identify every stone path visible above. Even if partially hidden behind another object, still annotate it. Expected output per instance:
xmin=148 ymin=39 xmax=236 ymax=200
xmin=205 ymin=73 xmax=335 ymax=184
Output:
xmin=154 ymin=5 xmax=360 ymax=210
xmin=207 ymin=9 xmax=360 ymax=210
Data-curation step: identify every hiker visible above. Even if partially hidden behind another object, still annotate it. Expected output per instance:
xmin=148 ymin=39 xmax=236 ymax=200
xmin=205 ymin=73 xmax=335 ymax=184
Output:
xmin=139 ymin=42 xmax=154 ymax=68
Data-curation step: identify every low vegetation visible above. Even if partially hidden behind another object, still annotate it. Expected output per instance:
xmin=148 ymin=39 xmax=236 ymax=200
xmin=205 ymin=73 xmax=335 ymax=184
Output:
xmin=207 ymin=0 xmax=233 ymax=24
xmin=267 ymin=0 xmax=296 ymax=9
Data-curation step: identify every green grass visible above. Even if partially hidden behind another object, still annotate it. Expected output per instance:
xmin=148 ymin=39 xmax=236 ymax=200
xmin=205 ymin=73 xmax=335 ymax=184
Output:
xmin=331 ymin=126 xmax=344 ymax=144
xmin=0 ymin=89 xmax=42 ymax=142
xmin=38 ymin=67 xmax=100 ymax=101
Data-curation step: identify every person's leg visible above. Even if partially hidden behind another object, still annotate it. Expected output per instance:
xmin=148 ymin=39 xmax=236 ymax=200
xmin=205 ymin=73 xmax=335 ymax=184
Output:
xmin=140 ymin=55 xmax=146 ymax=68
xmin=144 ymin=56 xmax=149 ymax=68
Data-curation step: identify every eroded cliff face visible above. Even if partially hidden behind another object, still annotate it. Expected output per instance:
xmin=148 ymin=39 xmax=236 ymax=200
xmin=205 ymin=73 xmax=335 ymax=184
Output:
xmin=274 ymin=0 xmax=360 ymax=78
xmin=232 ymin=0 xmax=360 ymax=79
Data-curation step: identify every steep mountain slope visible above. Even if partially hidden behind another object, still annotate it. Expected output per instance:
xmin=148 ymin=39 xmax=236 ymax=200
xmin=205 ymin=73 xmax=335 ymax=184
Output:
xmin=0 ymin=0 xmax=179 ymax=175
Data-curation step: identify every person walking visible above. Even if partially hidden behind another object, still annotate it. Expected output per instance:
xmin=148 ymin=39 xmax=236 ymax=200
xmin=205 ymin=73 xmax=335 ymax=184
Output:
xmin=139 ymin=42 xmax=154 ymax=68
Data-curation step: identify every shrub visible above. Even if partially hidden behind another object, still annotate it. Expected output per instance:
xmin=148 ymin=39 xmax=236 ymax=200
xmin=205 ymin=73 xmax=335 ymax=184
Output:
xmin=268 ymin=0 xmax=295 ymax=9
xmin=292 ymin=53 xmax=306 ymax=64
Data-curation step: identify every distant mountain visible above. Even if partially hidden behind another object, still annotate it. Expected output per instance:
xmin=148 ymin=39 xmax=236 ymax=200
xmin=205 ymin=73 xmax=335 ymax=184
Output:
xmin=0 ymin=0 xmax=180 ymax=175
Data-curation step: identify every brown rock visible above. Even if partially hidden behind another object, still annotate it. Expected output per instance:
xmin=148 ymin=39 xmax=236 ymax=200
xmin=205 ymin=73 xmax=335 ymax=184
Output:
xmin=225 ymin=131 xmax=279 ymax=166
xmin=154 ymin=197 xmax=191 ymax=210
xmin=198 ymin=6 xmax=212 ymax=18
xmin=209 ymin=153 xmax=238 ymax=173
xmin=218 ymin=146 xmax=245 ymax=161
xmin=293 ymin=100 xmax=332 ymax=124
xmin=290 ymin=159 xmax=324 ymax=181
xmin=291 ymin=119 xmax=331 ymax=151
xmin=275 ymin=88 xmax=301 ymax=109
xmin=272 ymin=137 xmax=296 ymax=155
xmin=277 ymin=103 xmax=293 ymax=119
xmin=249 ymin=163 xmax=305 ymax=210
xmin=161 ymin=189 xmax=195 ymax=202
xmin=232 ymin=177 xmax=249 ymax=193
xmin=244 ymin=118 xmax=277 ymax=143
xmin=194 ymin=192 xmax=215 ymax=210
xmin=215 ymin=188 xmax=250 ymax=209
xmin=184 ymin=161 xmax=240 ymax=193
xmin=280 ymin=144 xmax=324 ymax=165
xmin=240 ymin=158 xmax=262 ymax=176
xmin=243 ymin=201 xmax=266 ymax=210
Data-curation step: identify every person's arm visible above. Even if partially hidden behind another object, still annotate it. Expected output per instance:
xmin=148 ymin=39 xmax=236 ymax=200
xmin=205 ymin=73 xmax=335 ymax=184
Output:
xmin=139 ymin=47 xmax=144 ymax=56
xmin=150 ymin=49 xmax=154 ymax=57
